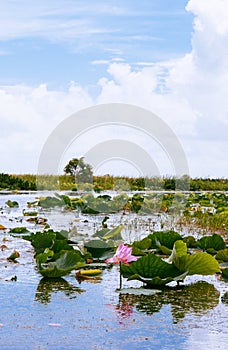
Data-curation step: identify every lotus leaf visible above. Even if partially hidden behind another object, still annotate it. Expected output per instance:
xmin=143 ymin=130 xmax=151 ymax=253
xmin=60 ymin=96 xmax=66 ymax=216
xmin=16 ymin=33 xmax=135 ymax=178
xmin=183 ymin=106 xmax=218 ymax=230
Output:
xmin=93 ymin=226 xmax=123 ymax=240
xmin=222 ymin=268 xmax=228 ymax=278
xmin=174 ymin=252 xmax=220 ymax=275
xmin=84 ymin=239 xmax=115 ymax=258
xmin=197 ymin=234 xmax=225 ymax=251
xmin=215 ymin=249 xmax=228 ymax=262
xmin=27 ymin=231 xmax=56 ymax=255
xmin=102 ymin=225 xmax=123 ymax=240
xmin=148 ymin=230 xmax=183 ymax=249
xmin=10 ymin=226 xmax=30 ymax=234
xmin=38 ymin=250 xmax=86 ymax=278
xmin=38 ymin=196 xmax=65 ymax=208
xmin=6 ymin=200 xmax=19 ymax=208
xmin=167 ymin=240 xmax=188 ymax=263
xmin=121 ymin=253 xmax=181 ymax=286
xmin=133 ymin=237 xmax=152 ymax=250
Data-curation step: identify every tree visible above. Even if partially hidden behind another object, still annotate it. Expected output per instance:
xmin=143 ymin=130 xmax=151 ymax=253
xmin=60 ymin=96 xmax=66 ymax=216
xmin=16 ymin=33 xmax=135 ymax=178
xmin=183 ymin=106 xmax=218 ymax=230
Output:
xmin=64 ymin=157 xmax=93 ymax=184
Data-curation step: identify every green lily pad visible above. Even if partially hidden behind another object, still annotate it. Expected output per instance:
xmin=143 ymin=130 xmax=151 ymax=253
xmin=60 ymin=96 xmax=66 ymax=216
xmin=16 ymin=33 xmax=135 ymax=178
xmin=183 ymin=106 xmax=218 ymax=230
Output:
xmin=38 ymin=250 xmax=86 ymax=278
xmin=84 ymin=239 xmax=115 ymax=259
xmin=197 ymin=234 xmax=226 ymax=251
xmin=27 ymin=231 xmax=56 ymax=255
xmin=102 ymin=225 xmax=123 ymax=240
xmin=222 ymin=268 xmax=228 ymax=279
xmin=133 ymin=237 xmax=152 ymax=250
xmin=121 ymin=253 xmax=181 ymax=286
xmin=10 ymin=227 xmax=30 ymax=234
xmin=23 ymin=211 xmax=38 ymax=216
xmin=149 ymin=230 xmax=183 ymax=249
xmin=167 ymin=240 xmax=188 ymax=263
xmin=215 ymin=249 xmax=228 ymax=262
xmin=38 ymin=196 xmax=65 ymax=208
xmin=174 ymin=252 xmax=221 ymax=275
xmin=6 ymin=200 xmax=19 ymax=208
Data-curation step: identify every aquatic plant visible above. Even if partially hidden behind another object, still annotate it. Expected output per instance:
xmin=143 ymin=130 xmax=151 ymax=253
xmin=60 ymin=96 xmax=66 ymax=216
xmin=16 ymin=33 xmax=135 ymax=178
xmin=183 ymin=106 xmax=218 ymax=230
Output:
xmin=106 ymin=243 xmax=138 ymax=289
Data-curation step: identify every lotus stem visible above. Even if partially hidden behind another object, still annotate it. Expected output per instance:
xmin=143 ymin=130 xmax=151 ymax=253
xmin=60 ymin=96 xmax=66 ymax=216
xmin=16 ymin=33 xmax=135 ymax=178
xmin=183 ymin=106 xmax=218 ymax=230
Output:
xmin=119 ymin=262 xmax=122 ymax=290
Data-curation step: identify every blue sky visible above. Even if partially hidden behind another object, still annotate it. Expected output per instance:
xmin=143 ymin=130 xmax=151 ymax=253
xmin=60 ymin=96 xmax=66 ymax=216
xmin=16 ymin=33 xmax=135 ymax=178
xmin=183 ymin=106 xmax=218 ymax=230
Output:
xmin=0 ymin=0 xmax=193 ymax=90
xmin=0 ymin=0 xmax=227 ymax=177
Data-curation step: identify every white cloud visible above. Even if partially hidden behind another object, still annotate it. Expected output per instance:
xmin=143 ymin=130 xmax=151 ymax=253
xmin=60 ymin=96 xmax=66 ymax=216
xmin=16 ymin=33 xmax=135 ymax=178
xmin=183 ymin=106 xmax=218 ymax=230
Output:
xmin=91 ymin=60 xmax=110 ymax=65
xmin=0 ymin=1 xmax=120 ymax=42
xmin=186 ymin=0 xmax=228 ymax=35
xmin=0 ymin=0 xmax=227 ymax=177
xmin=0 ymin=82 xmax=92 ymax=173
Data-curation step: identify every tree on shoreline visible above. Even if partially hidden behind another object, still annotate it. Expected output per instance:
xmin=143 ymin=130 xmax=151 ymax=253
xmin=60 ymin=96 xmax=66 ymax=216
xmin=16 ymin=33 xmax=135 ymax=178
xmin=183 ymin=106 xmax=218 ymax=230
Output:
xmin=64 ymin=157 xmax=93 ymax=184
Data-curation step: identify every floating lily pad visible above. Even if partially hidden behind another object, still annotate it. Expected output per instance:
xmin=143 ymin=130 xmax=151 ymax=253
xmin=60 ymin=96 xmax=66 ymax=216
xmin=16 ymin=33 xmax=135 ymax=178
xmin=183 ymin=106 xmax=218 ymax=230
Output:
xmin=197 ymin=234 xmax=226 ymax=251
xmin=7 ymin=250 xmax=20 ymax=261
xmin=174 ymin=252 xmax=221 ymax=275
xmin=9 ymin=227 xmax=30 ymax=234
xmin=121 ymin=253 xmax=181 ymax=286
xmin=6 ymin=200 xmax=19 ymax=208
xmin=38 ymin=250 xmax=87 ymax=278
xmin=84 ymin=239 xmax=115 ymax=259
xmin=149 ymin=230 xmax=183 ymax=249
xmin=215 ymin=249 xmax=228 ymax=262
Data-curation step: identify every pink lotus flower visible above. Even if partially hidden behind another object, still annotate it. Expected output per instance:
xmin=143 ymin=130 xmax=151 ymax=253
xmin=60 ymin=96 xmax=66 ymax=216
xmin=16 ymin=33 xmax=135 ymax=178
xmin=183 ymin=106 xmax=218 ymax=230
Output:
xmin=106 ymin=243 xmax=138 ymax=265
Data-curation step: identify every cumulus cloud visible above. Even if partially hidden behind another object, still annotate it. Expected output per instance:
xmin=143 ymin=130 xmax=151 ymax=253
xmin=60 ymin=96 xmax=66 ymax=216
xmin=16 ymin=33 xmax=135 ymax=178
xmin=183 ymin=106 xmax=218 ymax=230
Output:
xmin=0 ymin=83 xmax=92 ymax=173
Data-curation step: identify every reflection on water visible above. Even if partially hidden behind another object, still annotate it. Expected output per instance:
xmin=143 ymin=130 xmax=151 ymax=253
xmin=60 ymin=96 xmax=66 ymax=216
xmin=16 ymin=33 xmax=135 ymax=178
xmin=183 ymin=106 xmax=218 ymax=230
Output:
xmin=35 ymin=277 xmax=85 ymax=304
xmin=117 ymin=281 xmax=220 ymax=323
xmin=222 ymin=291 xmax=228 ymax=305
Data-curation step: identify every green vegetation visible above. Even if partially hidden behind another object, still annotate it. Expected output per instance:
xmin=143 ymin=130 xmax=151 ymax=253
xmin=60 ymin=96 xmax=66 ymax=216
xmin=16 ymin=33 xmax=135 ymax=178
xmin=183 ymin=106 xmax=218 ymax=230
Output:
xmin=1 ymin=172 xmax=227 ymax=192
xmin=64 ymin=157 xmax=93 ymax=184
xmin=0 ymin=173 xmax=36 ymax=190
xmin=9 ymin=225 xmax=226 ymax=285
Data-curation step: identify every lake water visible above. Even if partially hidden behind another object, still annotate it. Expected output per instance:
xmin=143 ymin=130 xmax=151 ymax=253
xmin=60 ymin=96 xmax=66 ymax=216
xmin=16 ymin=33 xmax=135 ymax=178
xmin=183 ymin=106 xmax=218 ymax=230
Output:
xmin=0 ymin=193 xmax=227 ymax=350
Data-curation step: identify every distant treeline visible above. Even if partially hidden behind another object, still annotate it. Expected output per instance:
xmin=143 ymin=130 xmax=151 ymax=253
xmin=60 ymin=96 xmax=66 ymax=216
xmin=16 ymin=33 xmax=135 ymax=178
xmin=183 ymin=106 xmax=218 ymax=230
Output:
xmin=0 ymin=173 xmax=227 ymax=191
xmin=0 ymin=173 xmax=36 ymax=191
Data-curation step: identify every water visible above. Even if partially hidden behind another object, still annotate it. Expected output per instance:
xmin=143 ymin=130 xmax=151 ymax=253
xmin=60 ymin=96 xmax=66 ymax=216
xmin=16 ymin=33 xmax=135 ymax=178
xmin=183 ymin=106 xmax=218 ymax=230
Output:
xmin=0 ymin=193 xmax=228 ymax=350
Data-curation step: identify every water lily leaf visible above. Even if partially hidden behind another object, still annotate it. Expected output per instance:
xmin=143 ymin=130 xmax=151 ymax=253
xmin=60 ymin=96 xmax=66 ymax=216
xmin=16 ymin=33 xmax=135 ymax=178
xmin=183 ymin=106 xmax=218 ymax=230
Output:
xmin=155 ymin=242 xmax=172 ymax=255
xmin=9 ymin=226 xmax=30 ymax=234
xmin=121 ymin=253 xmax=180 ymax=284
xmin=23 ymin=211 xmax=38 ymax=216
xmin=215 ymin=249 xmax=228 ymax=262
xmin=28 ymin=231 xmax=56 ymax=255
xmin=221 ymin=268 xmax=228 ymax=278
xmin=55 ymin=230 xmax=70 ymax=240
xmin=52 ymin=239 xmax=73 ymax=254
xmin=133 ymin=237 xmax=152 ymax=250
xmin=102 ymin=225 xmax=123 ymax=240
xmin=197 ymin=234 xmax=226 ymax=251
xmin=183 ymin=235 xmax=197 ymax=248
xmin=174 ymin=252 xmax=221 ymax=275
xmin=127 ymin=274 xmax=176 ymax=286
xmin=93 ymin=228 xmax=109 ymax=238
xmin=6 ymin=200 xmax=19 ymax=208
xmin=38 ymin=196 xmax=65 ymax=208
xmin=131 ymin=246 xmax=147 ymax=256
xmin=167 ymin=240 xmax=188 ymax=263
xmin=149 ymin=230 xmax=183 ymax=249
xmin=7 ymin=250 xmax=20 ymax=261
xmin=39 ymin=250 xmax=86 ymax=278
xmin=84 ymin=239 xmax=114 ymax=258
xmin=36 ymin=248 xmax=54 ymax=265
